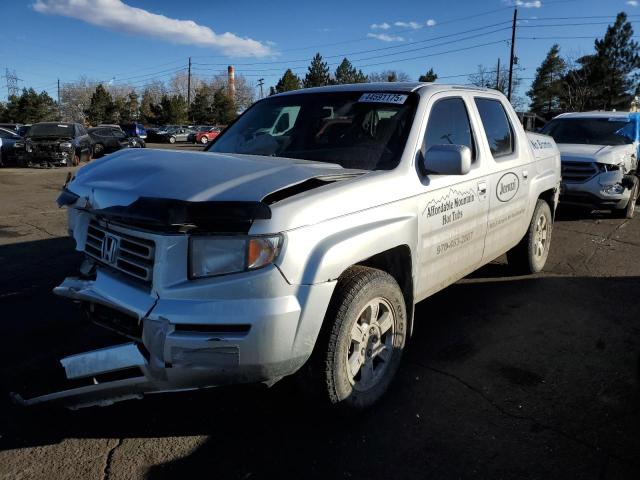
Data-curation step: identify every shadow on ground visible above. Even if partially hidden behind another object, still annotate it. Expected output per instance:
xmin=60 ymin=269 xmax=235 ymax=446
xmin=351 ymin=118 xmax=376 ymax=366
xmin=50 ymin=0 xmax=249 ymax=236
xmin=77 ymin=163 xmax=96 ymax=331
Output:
xmin=1 ymin=237 xmax=639 ymax=479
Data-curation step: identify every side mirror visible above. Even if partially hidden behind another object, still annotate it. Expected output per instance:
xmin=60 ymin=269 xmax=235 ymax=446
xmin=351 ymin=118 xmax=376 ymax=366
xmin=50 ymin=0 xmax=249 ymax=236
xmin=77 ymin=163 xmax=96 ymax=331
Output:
xmin=422 ymin=144 xmax=472 ymax=175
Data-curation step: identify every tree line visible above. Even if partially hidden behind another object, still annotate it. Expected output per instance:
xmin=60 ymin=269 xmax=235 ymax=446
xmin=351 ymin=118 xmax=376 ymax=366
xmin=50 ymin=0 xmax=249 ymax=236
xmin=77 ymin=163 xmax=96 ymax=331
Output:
xmin=526 ymin=12 xmax=639 ymax=118
xmin=1 ymin=12 xmax=637 ymax=126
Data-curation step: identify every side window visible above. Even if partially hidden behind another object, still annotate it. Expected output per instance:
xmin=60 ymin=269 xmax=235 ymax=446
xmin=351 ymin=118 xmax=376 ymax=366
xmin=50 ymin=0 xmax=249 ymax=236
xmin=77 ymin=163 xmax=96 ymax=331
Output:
xmin=474 ymin=98 xmax=514 ymax=158
xmin=112 ymin=129 xmax=126 ymax=138
xmin=424 ymin=97 xmax=475 ymax=161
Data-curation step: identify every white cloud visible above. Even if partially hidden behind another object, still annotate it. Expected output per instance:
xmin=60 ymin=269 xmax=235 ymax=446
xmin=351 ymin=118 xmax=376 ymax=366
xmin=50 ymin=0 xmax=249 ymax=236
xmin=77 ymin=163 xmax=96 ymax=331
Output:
xmin=503 ymin=0 xmax=542 ymax=7
xmin=370 ymin=22 xmax=391 ymax=30
xmin=367 ymin=33 xmax=405 ymax=42
xmin=394 ymin=21 xmax=423 ymax=29
xmin=627 ymin=0 xmax=638 ymax=6
xmin=32 ymin=0 xmax=273 ymax=57
xmin=426 ymin=19 xmax=437 ymax=27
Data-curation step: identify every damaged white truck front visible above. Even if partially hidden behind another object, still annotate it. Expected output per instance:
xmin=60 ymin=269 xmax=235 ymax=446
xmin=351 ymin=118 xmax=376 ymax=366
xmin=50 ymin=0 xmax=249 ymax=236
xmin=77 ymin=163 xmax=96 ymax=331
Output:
xmin=13 ymin=83 xmax=561 ymax=410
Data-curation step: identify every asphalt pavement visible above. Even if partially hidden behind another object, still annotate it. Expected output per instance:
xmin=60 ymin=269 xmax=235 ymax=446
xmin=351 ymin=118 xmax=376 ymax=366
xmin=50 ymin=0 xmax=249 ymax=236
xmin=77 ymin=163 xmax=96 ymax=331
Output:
xmin=0 ymin=149 xmax=638 ymax=479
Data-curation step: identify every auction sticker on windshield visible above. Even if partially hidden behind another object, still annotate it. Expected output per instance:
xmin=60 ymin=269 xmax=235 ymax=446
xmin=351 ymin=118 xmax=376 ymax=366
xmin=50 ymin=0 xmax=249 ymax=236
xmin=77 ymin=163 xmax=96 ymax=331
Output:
xmin=359 ymin=93 xmax=408 ymax=104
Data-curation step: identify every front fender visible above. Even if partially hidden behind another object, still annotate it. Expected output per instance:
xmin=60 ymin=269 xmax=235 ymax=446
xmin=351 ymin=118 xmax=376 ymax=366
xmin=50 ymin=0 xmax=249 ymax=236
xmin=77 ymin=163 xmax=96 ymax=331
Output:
xmin=277 ymin=210 xmax=417 ymax=285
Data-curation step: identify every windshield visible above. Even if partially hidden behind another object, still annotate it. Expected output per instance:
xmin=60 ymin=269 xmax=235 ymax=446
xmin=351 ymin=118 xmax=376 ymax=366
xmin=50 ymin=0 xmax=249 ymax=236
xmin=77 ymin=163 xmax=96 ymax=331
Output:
xmin=29 ymin=123 xmax=74 ymax=137
xmin=541 ymin=118 xmax=633 ymax=146
xmin=207 ymin=91 xmax=418 ymax=170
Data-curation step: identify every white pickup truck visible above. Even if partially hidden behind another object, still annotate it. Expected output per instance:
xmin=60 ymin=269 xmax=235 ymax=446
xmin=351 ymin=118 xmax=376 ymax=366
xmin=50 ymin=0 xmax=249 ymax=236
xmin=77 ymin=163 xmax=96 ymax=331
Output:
xmin=14 ymin=83 xmax=561 ymax=410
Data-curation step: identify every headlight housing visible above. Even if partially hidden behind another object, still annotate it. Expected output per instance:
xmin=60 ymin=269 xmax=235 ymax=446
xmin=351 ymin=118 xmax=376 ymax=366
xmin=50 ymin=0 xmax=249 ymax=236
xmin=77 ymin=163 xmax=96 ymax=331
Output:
xmin=59 ymin=142 xmax=73 ymax=150
xmin=189 ymin=234 xmax=282 ymax=279
xmin=602 ymin=184 xmax=625 ymax=195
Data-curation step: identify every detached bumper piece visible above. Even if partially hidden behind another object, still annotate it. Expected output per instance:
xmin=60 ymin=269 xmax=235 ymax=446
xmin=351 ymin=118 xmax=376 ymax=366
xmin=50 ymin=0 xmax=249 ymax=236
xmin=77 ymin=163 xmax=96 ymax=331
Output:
xmin=11 ymin=343 xmax=150 ymax=409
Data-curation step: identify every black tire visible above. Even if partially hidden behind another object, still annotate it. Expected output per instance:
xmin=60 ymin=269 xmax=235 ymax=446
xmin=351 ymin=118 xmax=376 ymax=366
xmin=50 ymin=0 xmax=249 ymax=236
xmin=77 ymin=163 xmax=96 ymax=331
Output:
xmin=93 ymin=143 xmax=104 ymax=158
xmin=169 ymin=136 xmax=176 ymax=144
xmin=507 ymin=199 xmax=553 ymax=274
xmin=309 ymin=266 xmax=407 ymax=411
xmin=615 ymin=178 xmax=638 ymax=219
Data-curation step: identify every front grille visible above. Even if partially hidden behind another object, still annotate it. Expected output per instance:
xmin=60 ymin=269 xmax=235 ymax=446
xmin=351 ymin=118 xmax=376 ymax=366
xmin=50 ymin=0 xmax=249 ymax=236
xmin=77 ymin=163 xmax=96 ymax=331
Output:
xmin=561 ymin=161 xmax=599 ymax=183
xmin=85 ymin=219 xmax=155 ymax=282
xmin=85 ymin=303 xmax=143 ymax=341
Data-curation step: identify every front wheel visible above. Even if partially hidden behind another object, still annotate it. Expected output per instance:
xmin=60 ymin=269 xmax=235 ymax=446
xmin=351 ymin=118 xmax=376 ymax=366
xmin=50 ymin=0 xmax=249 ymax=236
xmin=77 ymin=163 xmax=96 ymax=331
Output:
xmin=311 ymin=266 xmax=407 ymax=411
xmin=168 ymin=136 xmax=176 ymax=144
xmin=200 ymin=136 xmax=209 ymax=144
xmin=507 ymin=199 xmax=553 ymax=274
xmin=615 ymin=178 xmax=638 ymax=219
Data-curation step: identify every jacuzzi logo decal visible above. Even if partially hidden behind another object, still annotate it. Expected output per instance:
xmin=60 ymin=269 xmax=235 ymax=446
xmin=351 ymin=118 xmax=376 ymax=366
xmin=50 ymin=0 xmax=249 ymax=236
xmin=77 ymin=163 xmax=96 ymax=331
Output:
xmin=496 ymin=172 xmax=519 ymax=202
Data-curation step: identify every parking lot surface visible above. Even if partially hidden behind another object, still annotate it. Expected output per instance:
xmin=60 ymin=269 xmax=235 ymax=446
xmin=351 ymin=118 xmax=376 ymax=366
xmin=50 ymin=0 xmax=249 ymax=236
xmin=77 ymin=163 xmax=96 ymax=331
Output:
xmin=0 ymin=147 xmax=639 ymax=479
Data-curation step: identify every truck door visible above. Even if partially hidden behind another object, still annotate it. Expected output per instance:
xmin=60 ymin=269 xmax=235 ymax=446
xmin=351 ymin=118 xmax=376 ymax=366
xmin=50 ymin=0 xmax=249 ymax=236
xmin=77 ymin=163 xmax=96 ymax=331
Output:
xmin=416 ymin=94 xmax=491 ymax=299
xmin=472 ymin=96 xmax=533 ymax=262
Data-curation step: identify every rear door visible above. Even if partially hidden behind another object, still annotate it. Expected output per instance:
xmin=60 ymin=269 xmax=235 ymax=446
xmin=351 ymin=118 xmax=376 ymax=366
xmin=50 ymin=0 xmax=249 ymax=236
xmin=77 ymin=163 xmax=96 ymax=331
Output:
xmin=472 ymin=96 xmax=534 ymax=262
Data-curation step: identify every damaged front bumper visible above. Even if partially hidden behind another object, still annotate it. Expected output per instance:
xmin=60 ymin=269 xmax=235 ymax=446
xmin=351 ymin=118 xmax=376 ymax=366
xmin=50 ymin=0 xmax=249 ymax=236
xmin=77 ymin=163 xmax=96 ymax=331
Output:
xmin=13 ymin=266 xmax=335 ymax=409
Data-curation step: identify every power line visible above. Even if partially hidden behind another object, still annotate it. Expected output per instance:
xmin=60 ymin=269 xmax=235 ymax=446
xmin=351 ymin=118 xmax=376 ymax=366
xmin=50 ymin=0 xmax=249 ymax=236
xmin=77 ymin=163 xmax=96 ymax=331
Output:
xmin=193 ymin=21 xmax=513 ymax=68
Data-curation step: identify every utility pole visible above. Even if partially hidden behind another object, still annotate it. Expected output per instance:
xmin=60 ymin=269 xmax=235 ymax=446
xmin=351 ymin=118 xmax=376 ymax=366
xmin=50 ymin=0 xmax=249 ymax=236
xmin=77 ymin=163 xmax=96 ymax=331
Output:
xmin=187 ymin=57 xmax=192 ymax=119
xmin=507 ymin=8 xmax=517 ymax=101
xmin=57 ymin=78 xmax=61 ymax=120
xmin=496 ymin=58 xmax=501 ymax=91
xmin=257 ymin=78 xmax=264 ymax=99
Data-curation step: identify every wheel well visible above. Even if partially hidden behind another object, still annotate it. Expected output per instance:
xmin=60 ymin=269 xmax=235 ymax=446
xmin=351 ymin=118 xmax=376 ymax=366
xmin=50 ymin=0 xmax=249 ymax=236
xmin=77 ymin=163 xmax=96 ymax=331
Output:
xmin=356 ymin=245 xmax=415 ymax=336
xmin=539 ymin=188 xmax=557 ymax=216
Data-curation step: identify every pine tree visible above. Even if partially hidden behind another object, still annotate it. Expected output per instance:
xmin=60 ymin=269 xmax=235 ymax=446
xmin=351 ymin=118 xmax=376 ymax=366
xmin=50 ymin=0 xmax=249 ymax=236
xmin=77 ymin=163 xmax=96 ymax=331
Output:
xmin=191 ymin=85 xmax=214 ymax=124
xmin=212 ymin=88 xmax=236 ymax=124
xmin=139 ymin=88 xmax=156 ymax=124
xmin=274 ymin=69 xmax=302 ymax=93
xmin=87 ymin=84 xmax=115 ymax=125
xmin=334 ymin=58 xmax=367 ymax=84
xmin=527 ymin=44 xmax=566 ymax=118
xmin=303 ymin=53 xmax=331 ymax=88
xmin=418 ymin=68 xmax=438 ymax=82
xmin=575 ymin=12 xmax=640 ymax=110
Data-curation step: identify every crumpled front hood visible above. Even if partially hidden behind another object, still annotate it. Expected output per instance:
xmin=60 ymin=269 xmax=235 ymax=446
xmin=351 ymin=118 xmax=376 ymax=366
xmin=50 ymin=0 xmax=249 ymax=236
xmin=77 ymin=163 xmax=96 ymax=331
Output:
xmin=558 ymin=143 xmax=635 ymax=165
xmin=68 ymin=148 xmax=363 ymax=211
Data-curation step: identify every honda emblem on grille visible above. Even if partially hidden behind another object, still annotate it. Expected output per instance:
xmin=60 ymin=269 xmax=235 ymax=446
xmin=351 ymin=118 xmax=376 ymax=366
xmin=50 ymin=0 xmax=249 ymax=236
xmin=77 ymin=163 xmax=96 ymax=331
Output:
xmin=101 ymin=234 xmax=119 ymax=265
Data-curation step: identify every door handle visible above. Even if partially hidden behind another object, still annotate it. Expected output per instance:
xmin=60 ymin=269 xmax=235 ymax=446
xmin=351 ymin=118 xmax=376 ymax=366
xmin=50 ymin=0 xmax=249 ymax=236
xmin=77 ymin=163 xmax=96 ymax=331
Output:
xmin=522 ymin=170 xmax=529 ymax=179
xmin=478 ymin=181 xmax=487 ymax=195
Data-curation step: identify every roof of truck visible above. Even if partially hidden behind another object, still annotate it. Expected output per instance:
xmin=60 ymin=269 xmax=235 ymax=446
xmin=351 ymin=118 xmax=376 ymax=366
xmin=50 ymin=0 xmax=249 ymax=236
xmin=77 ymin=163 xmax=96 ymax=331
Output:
xmin=274 ymin=82 xmax=494 ymax=96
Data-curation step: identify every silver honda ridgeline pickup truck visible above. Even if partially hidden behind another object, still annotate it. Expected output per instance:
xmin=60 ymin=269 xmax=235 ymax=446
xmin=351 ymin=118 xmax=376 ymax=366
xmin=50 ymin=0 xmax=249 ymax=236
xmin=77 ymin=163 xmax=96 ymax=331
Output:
xmin=15 ymin=83 xmax=561 ymax=410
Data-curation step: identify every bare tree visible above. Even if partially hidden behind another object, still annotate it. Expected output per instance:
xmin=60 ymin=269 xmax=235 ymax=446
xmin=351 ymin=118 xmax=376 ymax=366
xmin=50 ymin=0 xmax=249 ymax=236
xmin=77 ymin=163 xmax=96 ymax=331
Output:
xmin=367 ymin=70 xmax=411 ymax=82
xmin=205 ymin=71 xmax=255 ymax=111
xmin=559 ymin=55 xmax=595 ymax=112
xmin=59 ymin=76 xmax=97 ymax=123
xmin=468 ymin=64 xmax=525 ymax=110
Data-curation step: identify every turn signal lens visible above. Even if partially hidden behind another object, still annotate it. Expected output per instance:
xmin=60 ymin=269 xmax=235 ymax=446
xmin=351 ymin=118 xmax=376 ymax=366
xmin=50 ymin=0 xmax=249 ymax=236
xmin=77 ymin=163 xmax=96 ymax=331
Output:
xmin=248 ymin=236 xmax=281 ymax=270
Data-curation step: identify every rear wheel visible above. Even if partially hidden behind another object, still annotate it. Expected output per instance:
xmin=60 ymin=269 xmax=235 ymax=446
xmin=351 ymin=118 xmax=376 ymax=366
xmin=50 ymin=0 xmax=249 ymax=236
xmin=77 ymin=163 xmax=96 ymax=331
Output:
xmin=310 ymin=266 xmax=407 ymax=411
xmin=169 ymin=136 xmax=176 ymax=144
xmin=93 ymin=143 xmax=104 ymax=158
xmin=507 ymin=199 xmax=553 ymax=274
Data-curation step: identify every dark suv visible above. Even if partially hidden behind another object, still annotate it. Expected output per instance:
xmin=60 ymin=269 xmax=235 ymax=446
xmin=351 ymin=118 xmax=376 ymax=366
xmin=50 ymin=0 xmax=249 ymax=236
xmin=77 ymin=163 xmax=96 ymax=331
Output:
xmin=88 ymin=126 xmax=144 ymax=157
xmin=25 ymin=122 xmax=92 ymax=167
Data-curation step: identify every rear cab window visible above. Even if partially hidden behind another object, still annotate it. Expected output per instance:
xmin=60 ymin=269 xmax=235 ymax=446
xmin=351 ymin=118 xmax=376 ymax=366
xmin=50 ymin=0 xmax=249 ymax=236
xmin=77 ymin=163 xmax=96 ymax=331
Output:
xmin=474 ymin=97 xmax=515 ymax=159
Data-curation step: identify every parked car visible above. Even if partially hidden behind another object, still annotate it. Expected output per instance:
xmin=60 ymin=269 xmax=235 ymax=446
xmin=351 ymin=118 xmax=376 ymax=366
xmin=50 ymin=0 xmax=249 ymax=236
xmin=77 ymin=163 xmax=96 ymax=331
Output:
xmin=541 ymin=111 xmax=639 ymax=218
xmin=24 ymin=122 xmax=92 ymax=167
xmin=16 ymin=83 xmax=561 ymax=410
xmin=159 ymin=126 xmax=196 ymax=144
xmin=192 ymin=126 xmax=221 ymax=145
xmin=88 ymin=126 xmax=144 ymax=158
xmin=120 ymin=123 xmax=147 ymax=140
xmin=0 ymin=127 xmax=23 ymax=166
xmin=0 ymin=123 xmax=23 ymax=133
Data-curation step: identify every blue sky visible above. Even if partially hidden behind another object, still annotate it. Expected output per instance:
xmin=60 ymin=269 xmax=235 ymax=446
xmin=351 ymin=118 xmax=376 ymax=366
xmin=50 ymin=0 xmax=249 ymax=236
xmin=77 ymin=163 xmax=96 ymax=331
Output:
xmin=0 ymin=0 xmax=638 ymax=104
